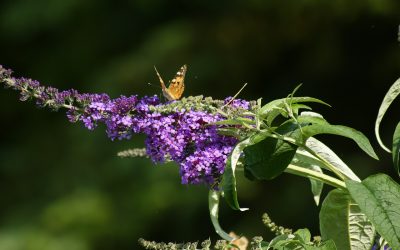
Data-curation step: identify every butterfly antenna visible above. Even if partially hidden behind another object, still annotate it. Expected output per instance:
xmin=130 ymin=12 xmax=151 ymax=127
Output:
xmin=223 ymin=82 xmax=248 ymax=108
xmin=154 ymin=66 xmax=167 ymax=89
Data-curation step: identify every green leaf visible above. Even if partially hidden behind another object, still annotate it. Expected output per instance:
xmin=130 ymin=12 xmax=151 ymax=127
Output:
xmin=268 ymin=230 xmax=337 ymax=250
xmin=375 ymin=77 xmax=400 ymax=153
xmin=222 ymin=138 xmax=252 ymax=211
xmin=243 ymin=122 xmax=302 ymax=180
xmin=309 ymin=167 xmax=324 ymax=206
xmin=214 ymin=119 xmax=245 ymax=126
xmin=217 ymin=128 xmax=242 ymax=138
xmin=208 ymin=190 xmax=235 ymax=241
xmin=294 ymin=228 xmax=311 ymax=243
xmin=300 ymin=137 xmax=360 ymax=181
xmin=392 ymin=122 xmax=400 ymax=176
xmin=291 ymin=149 xmax=324 ymax=205
xmin=259 ymin=97 xmax=330 ymax=125
xmin=222 ymin=130 xmax=275 ymax=211
xmin=346 ymin=174 xmax=400 ymax=250
xmin=214 ymin=117 xmax=255 ymax=126
xmin=316 ymin=240 xmax=337 ymax=250
xmin=267 ymin=234 xmax=291 ymax=249
xmin=290 ymin=104 xmax=312 ymax=114
xmin=320 ymin=189 xmax=375 ymax=250
xmin=299 ymin=117 xmax=378 ymax=160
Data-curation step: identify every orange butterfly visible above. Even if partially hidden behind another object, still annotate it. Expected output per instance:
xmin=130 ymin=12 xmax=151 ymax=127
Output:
xmin=154 ymin=65 xmax=186 ymax=101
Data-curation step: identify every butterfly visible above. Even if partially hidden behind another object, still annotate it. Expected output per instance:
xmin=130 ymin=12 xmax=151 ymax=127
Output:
xmin=154 ymin=65 xmax=187 ymax=101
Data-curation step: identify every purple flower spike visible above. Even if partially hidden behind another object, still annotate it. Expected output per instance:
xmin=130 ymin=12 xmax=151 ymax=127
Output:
xmin=0 ymin=65 xmax=251 ymax=187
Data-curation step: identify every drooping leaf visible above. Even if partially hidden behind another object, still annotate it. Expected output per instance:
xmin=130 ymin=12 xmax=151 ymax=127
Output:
xmin=309 ymin=168 xmax=323 ymax=206
xmin=346 ymin=174 xmax=400 ymax=250
xmin=244 ymin=122 xmax=303 ymax=180
xmin=222 ymin=129 xmax=275 ymax=211
xmin=222 ymin=138 xmax=253 ymax=211
xmin=375 ymin=77 xmax=400 ymax=153
xmin=291 ymin=149 xmax=324 ymax=205
xmin=298 ymin=115 xmax=378 ymax=160
xmin=392 ymin=122 xmax=400 ymax=176
xmin=209 ymin=190 xmax=235 ymax=241
xmin=320 ymin=189 xmax=375 ymax=250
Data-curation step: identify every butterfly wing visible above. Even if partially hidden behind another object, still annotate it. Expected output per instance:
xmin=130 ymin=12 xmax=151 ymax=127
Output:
xmin=165 ymin=65 xmax=186 ymax=100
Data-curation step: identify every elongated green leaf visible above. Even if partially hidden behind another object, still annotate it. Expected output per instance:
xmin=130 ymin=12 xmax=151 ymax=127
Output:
xmin=375 ymin=77 xmax=400 ymax=153
xmin=214 ymin=117 xmax=255 ymax=126
xmin=320 ymin=189 xmax=375 ymax=250
xmin=259 ymin=97 xmax=330 ymax=125
xmin=291 ymin=150 xmax=324 ymax=205
xmin=214 ymin=119 xmax=246 ymax=126
xmin=346 ymin=174 xmax=400 ymax=250
xmin=291 ymin=103 xmax=312 ymax=113
xmin=309 ymin=168 xmax=323 ymax=206
xmin=222 ymin=130 xmax=273 ymax=210
xmin=217 ymin=128 xmax=242 ymax=138
xmin=298 ymin=116 xmax=378 ymax=159
xmin=222 ymin=138 xmax=252 ymax=211
xmin=260 ymin=97 xmax=329 ymax=116
xmin=301 ymin=137 xmax=360 ymax=181
xmin=392 ymin=122 xmax=400 ymax=176
xmin=244 ymin=122 xmax=302 ymax=180
xmin=209 ymin=190 xmax=235 ymax=241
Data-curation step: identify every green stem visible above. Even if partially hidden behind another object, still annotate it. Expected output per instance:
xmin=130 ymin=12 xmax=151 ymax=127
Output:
xmin=285 ymin=164 xmax=346 ymax=189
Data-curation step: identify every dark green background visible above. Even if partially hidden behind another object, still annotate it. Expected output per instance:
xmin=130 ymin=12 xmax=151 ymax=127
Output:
xmin=0 ymin=1 xmax=399 ymax=249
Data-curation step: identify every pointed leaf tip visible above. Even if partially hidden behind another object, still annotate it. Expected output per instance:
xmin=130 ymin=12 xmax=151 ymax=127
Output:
xmin=375 ymin=77 xmax=400 ymax=153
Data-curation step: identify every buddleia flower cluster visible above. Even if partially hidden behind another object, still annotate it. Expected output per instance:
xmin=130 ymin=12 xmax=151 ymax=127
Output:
xmin=0 ymin=65 xmax=251 ymax=187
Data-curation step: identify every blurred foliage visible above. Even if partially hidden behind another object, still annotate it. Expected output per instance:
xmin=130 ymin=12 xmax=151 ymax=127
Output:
xmin=0 ymin=1 xmax=399 ymax=249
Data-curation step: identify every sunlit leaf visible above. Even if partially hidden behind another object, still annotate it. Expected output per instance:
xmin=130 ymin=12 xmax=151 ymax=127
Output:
xmin=375 ymin=77 xmax=400 ymax=153
xmin=295 ymin=137 xmax=360 ymax=181
xmin=214 ymin=117 xmax=255 ymax=126
xmin=298 ymin=115 xmax=378 ymax=160
xmin=320 ymin=189 xmax=375 ymax=250
xmin=214 ymin=119 xmax=246 ymax=125
xmin=258 ymin=97 xmax=330 ymax=125
xmin=267 ymin=229 xmax=337 ymax=250
xmin=346 ymin=174 xmax=400 ymax=250
xmin=392 ymin=122 xmax=400 ymax=176
xmin=316 ymin=240 xmax=337 ymax=250
xmin=209 ymin=190 xmax=235 ymax=241
xmin=222 ymin=138 xmax=252 ymax=211
xmin=291 ymin=150 xmax=324 ymax=205
xmin=217 ymin=128 xmax=242 ymax=138
xmin=294 ymin=228 xmax=311 ymax=243
xmin=291 ymin=104 xmax=312 ymax=115
xmin=221 ymin=129 xmax=273 ymax=211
